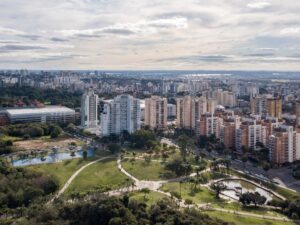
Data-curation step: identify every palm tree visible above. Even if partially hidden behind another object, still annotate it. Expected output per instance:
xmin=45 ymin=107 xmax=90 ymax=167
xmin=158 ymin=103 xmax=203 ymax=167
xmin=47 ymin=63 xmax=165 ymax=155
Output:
xmin=210 ymin=182 xmax=226 ymax=199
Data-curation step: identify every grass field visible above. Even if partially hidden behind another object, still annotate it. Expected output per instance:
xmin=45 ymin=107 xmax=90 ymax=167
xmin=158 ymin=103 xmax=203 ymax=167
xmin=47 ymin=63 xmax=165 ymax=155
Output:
xmin=66 ymin=158 xmax=129 ymax=193
xmin=122 ymin=158 xmax=169 ymax=180
xmin=28 ymin=157 xmax=96 ymax=188
xmin=0 ymin=135 xmax=22 ymax=142
xmin=129 ymin=191 xmax=170 ymax=206
xmin=161 ymin=181 xmax=286 ymax=218
xmin=161 ymin=182 xmax=223 ymax=204
xmin=205 ymin=211 xmax=297 ymax=225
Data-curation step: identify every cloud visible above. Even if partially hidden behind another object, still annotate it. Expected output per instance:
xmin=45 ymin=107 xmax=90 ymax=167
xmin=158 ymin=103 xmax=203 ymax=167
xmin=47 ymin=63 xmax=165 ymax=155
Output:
xmin=50 ymin=37 xmax=69 ymax=42
xmin=247 ymin=1 xmax=271 ymax=9
xmin=0 ymin=44 xmax=47 ymax=51
xmin=243 ymin=52 xmax=275 ymax=57
xmin=0 ymin=27 xmax=25 ymax=35
xmin=159 ymin=54 xmax=231 ymax=63
xmin=0 ymin=43 xmax=74 ymax=53
xmin=280 ymin=27 xmax=300 ymax=36
xmin=59 ymin=17 xmax=188 ymax=38
xmin=0 ymin=0 xmax=300 ymax=70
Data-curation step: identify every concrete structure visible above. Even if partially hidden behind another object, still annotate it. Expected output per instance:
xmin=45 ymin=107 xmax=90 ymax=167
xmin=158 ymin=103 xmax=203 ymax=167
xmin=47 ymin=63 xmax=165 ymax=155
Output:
xmin=5 ymin=106 xmax=75 ymax=124
xmin=269 ymin=126 xmax=295 ymax=164
xmin=267 ymin=97 xmax=282 ymax=119
xmin=81 ymin=90 xmax=98 ymax=128
xmin=235 ymin=121 xmax=262 ymax=151
xmin=144 ymin=96 xmax=168 ymax=129
xmin=198 ymin=113 xmax=223 ymax=138
xmin=167 ymin=104 xmax=176 ymax=118
xmin=216 ymin=90 xmax=236 ymax=107
xmin=220 ymin=120 xmax=236 ymax=149
xmin=176 ymin=96 xmax=208 ymax=130
xmin=250 ymin=95 xmax=282 ymax=119
xmin=100 ymin=94 xmax=141 ymax=136
xmin=295 ymin=101 xmax=300 ymax=126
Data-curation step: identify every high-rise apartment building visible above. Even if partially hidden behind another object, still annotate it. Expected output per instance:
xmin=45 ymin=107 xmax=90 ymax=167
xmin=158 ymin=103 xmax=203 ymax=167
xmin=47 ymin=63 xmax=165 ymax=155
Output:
xmin=100 ymin=94 xmax=141 ymax=136
xmin=295 ymin=101 xmax=300 ymax=126
xmin=250 ymin=95 xmax=282 ymax=119
xmin=220 ymin=120 xmax=236 ymax=149
xmin=198 ymin=113 xmax=223 ymax=138
xmin=267 ymin=97 xmax=282 ymax=119
xmin=144 ymin=96 xmax=167 ymax=129
xmin=269 ymin=126 xmax=295 ymax=164
xmin=235 ymin=121 xmax=262 ymax=151
xmin=176 ymin=96 xmax=207 ymax=130
xmin=81 ymin=90 xmax=98 ymax=128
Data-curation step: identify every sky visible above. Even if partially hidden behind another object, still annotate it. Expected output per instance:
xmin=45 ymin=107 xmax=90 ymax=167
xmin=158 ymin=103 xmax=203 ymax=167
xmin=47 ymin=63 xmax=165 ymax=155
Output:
xmin=0 ymin=0 xmax=300 ymax=70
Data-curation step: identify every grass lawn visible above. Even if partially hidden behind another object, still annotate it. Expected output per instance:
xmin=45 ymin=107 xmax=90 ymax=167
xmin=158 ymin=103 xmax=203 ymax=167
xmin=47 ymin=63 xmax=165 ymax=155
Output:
xmin=28 ymin=157 xmax=97 ymax=189
xmin=129 ymin=191 xmax=171 ymax=206
xmin=122 ymin=158 xmax=169 ymax=180
xmin=161 ymin=182 xmax=222 ymax=205
xmin=161 ymin=182 xmax=286 ymax=218
xmin=66 ymin=158 xmax=129 ymax=194
xmin=0 ymin=135 xmax=22 ymax=142
xmin=206 ymin=211 xmax=297 ymax=225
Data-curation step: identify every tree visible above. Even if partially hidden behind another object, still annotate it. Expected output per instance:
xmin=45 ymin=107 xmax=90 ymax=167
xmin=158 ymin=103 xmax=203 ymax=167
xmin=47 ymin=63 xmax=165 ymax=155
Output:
xmin=66 ymin=123 xmax=76 ymax=132
xmin=82 ymin=150 xmax=88 ymax=159
xmin=239 ymin=192 xmax=266 ymax=207
xmin=210 ymin=182 xmax=226 ymax=199
xmin=107 ymin=143 xmax=121 ymax=154
xmin=165 ymin=158 xmax=192 ymax=177
xmin=50 ymin=126 xmax=62 ymax=139
xmin=177 ymin=135 xmax=193 ymax=162
xmin=262 ymin=162 xmax=271 ymax=172
xmin=131 ymin=129 xmax=156 ymax=149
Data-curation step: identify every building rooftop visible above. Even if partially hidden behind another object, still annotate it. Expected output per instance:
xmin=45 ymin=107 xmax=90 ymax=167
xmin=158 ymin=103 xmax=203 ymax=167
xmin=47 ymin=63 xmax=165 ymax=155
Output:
xmin=6 ymin=106 xmax=75 ymax=116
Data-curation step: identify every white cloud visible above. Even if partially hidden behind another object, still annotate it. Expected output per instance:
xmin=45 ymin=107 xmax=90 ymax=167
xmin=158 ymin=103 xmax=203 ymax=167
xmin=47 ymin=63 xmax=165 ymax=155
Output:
xmin=0 ymin=0 xmax=300 ymax=70
xmin=60 ymin=17 xmax=188 ymax=38
xmin=247 ymin=1 xmax=271 ymax=9
xmin=280 ymin=27 xmax=300 ymax=36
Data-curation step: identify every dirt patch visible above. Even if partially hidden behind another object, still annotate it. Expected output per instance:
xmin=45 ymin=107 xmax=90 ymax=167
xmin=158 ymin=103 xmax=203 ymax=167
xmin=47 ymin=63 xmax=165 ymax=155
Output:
xmin=14 ymin=137 xmax=83 ymax=151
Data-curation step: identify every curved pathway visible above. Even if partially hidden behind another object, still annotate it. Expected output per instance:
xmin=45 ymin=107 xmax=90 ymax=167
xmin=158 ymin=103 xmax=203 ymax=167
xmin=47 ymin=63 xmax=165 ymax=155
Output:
xmin=116 ymin=155 xmax=291 ymax=222
xmin=49 ymin=156 xmax=115 ymax=203
xmin=48 ymin=153 xmax=292 ymax=222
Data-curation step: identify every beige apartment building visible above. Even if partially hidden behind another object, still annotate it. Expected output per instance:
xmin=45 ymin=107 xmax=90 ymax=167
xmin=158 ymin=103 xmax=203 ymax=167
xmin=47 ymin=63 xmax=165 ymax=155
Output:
xmin=144 ymin=96 xmax=168 ymax=129
xmin=176 ymin=96 xmax=208 ymax=130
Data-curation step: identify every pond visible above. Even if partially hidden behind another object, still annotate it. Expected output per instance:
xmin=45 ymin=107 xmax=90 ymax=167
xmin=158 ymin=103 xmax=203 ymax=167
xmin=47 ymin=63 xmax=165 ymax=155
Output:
xmin=11 ymin=149 xmax=95 ymax=167
xmin=219 ymin=179 xmax=280 ymax=202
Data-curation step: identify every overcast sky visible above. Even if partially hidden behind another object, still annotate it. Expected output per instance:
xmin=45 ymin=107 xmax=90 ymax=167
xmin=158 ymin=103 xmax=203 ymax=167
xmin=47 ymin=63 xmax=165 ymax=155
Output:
xmin=0 ymin=0 xmax=300 ymax=70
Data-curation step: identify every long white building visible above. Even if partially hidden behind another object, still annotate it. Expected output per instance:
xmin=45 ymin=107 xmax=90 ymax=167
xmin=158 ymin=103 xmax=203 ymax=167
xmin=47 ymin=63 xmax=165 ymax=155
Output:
xmin=6 ymin=106 xmax=75 ymax=124
xmin=100 ymin=94 xmax=141 ymax=136
xmin=81 ymin=90 xmax=98 ymax=128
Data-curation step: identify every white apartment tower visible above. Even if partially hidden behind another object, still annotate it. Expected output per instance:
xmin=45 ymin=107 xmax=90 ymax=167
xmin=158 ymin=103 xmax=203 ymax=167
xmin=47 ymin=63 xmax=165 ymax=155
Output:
xmin=100 ymin=95 xmax=141 ymax=136
xmin=81 ymin=90 xmax=98 ymax=128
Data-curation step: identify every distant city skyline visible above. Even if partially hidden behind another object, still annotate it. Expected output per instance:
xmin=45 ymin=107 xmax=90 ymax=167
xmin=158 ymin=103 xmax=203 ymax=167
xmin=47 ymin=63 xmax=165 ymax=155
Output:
xmin=1 ymin=0 xmax=300 ymax=70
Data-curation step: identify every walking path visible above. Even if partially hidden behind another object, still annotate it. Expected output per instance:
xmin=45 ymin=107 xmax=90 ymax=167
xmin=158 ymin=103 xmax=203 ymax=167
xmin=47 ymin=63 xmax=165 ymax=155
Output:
xmin=49 ymin=152 xmax=292 ymax=222
xmin=49 ymin=156 xmax=115 ymax=203
xmin=116 ymin=155 xmax=291 ymax=222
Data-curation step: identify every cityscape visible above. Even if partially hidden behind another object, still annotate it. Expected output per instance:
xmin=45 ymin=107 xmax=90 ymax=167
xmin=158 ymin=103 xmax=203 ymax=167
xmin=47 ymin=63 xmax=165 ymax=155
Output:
xmin=1 ymin=1 xmax=300 ymax=225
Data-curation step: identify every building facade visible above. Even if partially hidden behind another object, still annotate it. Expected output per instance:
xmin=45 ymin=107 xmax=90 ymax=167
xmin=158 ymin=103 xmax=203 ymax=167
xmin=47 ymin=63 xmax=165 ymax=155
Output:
xmin=81 ymin=90 xmax=99 ymax=128
xmin=100 ymin=95 xmax=141 ymax=136
xmin=144 ymin=96 xmax=168 ymax=129
xmin=5 ymin=106 xmax=75 ymax=124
